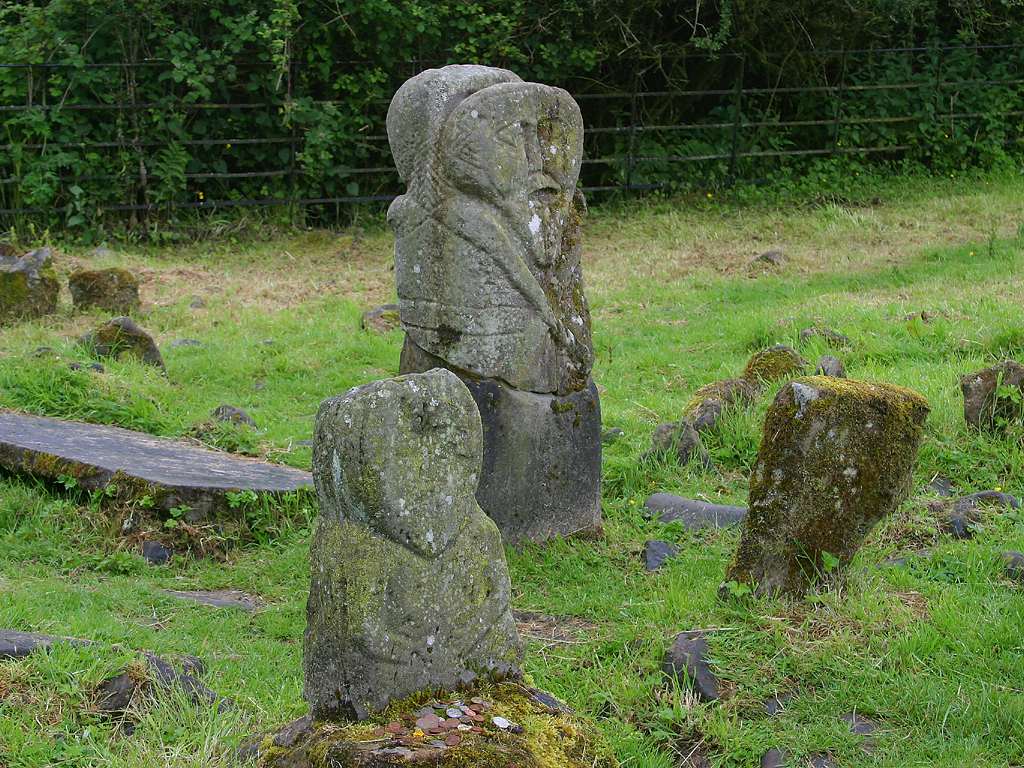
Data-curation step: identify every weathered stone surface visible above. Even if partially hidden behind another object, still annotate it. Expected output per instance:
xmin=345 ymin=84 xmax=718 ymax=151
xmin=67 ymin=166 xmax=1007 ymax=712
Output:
xmin=69 ymin=267 xmax=140 ymax=313
xmin=601 ymin=427 xmax=624 ymax=445
xmin=0 ymin=629 xmax=92 ymax=658
xmin=163 ymin=589 xmax=263 ymax=611
xmin=742 ymin=345 xmax=808 ymax=386
xmin=360 ymin=304 xmax=400 ymax=333
xmin=954 ymin=490 xmax=1020 ymax=513
xmin=661 ymin=631 xmax=719 ymax=702
xmin=95 ymin=652 xmax=222 ymax=716
xmin=212 ymin=404 xmax=257 ymax=427
xmin=644 ymin=493 xmax=747 ymax=530
xmin=643 ymin=540 xmax=678 ymax=571
xmin=926 ymin=475 xmax=955 ymax=497
xmin=645 ymin=420 xmax=711 ymax=468
xmin=141 ymin=540 xmax=172 ymax=565
xmin=753 ymin=249 xmax=785 ymax=267
xmin=682 ymin=378 xmax=757 ymax=432
xmin=814 ymin=355 xmax=846 ymax=378
xmin=245 ymin=683 xmax=615 ymax=768
xmin=0 ymin=411 xmax=312 ymax=520
xmin=799 ymin=327 xmax=850 ymax=347
xmin=80 ymin=316 xmax=165 ymax=369
xmin=1002 ymin=551 xmax=1024 ymax=583
xmin=961 ymin=360 xmax=1024 ymax=430
xmin=723 ymin=377 xmax=929 ymax=597
xmin=760 ymin=749 xmax=789 ymax=768
xmin=306 ymin=370 xmax=522 ymax=720
xmin=388 ymin=65 xmax=592 ymax=396
xmin=401 ymin=348 xmax=602 ymax=543
xmin=0 ymin=247 xmax=59 ymax=324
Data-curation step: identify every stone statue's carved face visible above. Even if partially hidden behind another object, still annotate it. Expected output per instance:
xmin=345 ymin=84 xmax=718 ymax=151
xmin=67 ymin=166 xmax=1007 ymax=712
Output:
xmin=440 ymin=83 xmax=583 ymax=267
xmin=314 ymin=372 xmax=483 ymax=559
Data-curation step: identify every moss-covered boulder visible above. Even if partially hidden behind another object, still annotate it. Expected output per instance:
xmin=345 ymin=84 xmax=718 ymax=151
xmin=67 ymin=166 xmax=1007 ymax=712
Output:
xmin=742 ymin=345 xmax=808 ymax=387
xmin=306 ymin=370 xmax=522 ymax=721
xmin=246 ymin=683 xmax=616 ymax=768
xmin=0 ymin=247 xmax=59 ymax=324
xmin=69 ymin=267 xmax=140 ymax=313
xmin=961 ymin=360 xmax=1024 ymax=431
xmin=681 ymin=378 xmax=757 ymax=431
xmin=79 ymin=316 xmax=165 ymax=370
xmin=723 ymin=377 xmax=929 ymax=597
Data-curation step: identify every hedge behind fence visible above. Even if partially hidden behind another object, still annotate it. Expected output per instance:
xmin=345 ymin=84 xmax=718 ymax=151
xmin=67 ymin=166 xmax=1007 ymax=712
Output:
xmin=1 ymin=1 xmax=1023 ymax=234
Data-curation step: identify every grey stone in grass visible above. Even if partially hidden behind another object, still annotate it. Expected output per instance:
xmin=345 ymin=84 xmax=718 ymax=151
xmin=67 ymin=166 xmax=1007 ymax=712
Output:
xmin=763 ymin=693 xmax=793 ymax=716
xmin=809 ymin=754 xmax=838 ymax=768
xmin=760 ymin=749 xmax=789 ymax=768
xmin=723 ymin=377 xmax=929 ymax=597
xmin=69 ymin=268 xmax=140 ymax=314
xmin=169 ymin=338 xmax=203 ymax=349
xmin=953 ymin=490 xmax=1020 ymax=513
xmin=360 ymin=303 xmax=400 ymax=333
xmin=814 ymin=355 xmax=845 ymax=378
xmin=1001 ymin=551 xmax=1024 ymax=583
xmin=0 ymin=630 xmax=92 ymax=659
xmin=800 ymin=327 xmax=851 ymax=348
xmin=643 ymin=540 xmax=679 ymax=571
xmin=189 ymin=296 xmax=206 ymax=309
xmin=753 ymin=249 xmax=785 ymax=267
xmin=69 ymin=361 xmax=104 ymax=373
xmin=0 ymin=247 xmax=60 ymax=324
xmin=305 ymin=369 xmax=522 ymax=721
xmin=212 ymin=404 xmax=256 ymax=427
xmin=95 ymin=651 xmax=223 ymax=716
xmin=141 ymin=540 xmax=172 ymax=565
xmin=644 ymin=493 xmax=747 ymax=530
xmin=80 ymin=316 xmax=165 ymax=370
xmin=682 ymin=378 xmax=758 ymax=432
xmin=925 ymin=475 xmax=955 ymax=497
xmin=661 ymin=630 xmax=719 ymax=702
xmin=645 ymin=420 xmax=711 ymax=468
xmin=163 ymin=589 xmax=263 ymax=612
xmin=961 ymin=360 xmax=1024 ymax=431
xmin=601 ymin=427 xmax=625 ymax=445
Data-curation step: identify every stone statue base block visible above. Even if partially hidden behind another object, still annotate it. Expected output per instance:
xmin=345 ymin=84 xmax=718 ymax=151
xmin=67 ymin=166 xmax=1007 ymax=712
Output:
xmin=242 ymin=683 xmax=616 ymax=768
xmin=466 ymin=377 xmax=602 ymax=544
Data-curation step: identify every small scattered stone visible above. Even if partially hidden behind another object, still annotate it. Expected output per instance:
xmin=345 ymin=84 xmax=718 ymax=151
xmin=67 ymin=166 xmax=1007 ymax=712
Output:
xmin=212 ymin=404 xmax=256 ymax=427
xmin=644 ymin=493 xmax=747 ymax=530
xmin=763 ymin=693 xmax=792 ymax=716
xmin=95 ymin=651 xmax=224 ymax=717
xmin=643 ymin=540 xmax=679 ymax=571
xmin=742 ymin=345 xmax=808 ymax=386
xmin=1001 ymin=551 xmax=1024 ymax=583
xmin=33 ymin=346 xmax=55 ymax=357
xmin=682 ymin=378 xmax=757 ymax=432
xmin=189 ymin=296 xmax=206 ymax=309
xmin=141 ymin=540 xmax=171 ymax=565
xmin=601 ymin=427 xmax=625 ymax=445
xmin=169 ymin=338 xmax=203 ymax=349
xmin=904 ymin=310 xmax=936 ymax=323
xmin=163 ymin=589 xmax=262 ymax=611
xmin=526 ymin=687 xmax=572 ymax=714
xmin=661 ymin=630 xmax=719 ymax=702
xmin=961 ymin=360 xmax=1024 ymax=431
xmin=809 ymin=753 xmax=838 ymax=768
xmin=800 ymin=327 xmax=851 ymax=347
xmin=1 ymin=247 xmax=60 ymax=324
xmin=645 ymin=420 xmax=711 ymax=468
xmin=491 ymin=716 xmax=511 ymax=730
xmin=841 ymin=711 xmax=878 ymax=736
xmin=80 ymin=316 xmax=165 ymax=370
xmin=69 ymin=268 xmax=140 ymax=314
xmin=814 ymin=355 xmax=845 ymax=378
xmin=926 ymin=475 xmax=955 ymax=497
xmin=760 ymin=749 xmax=789 ymax=768
xmin=361 ymin=303 xmax=401 ymax=333
xmin=0 ymin=630 xmax=91 ymax=659
xmin=753 ymin=249 xmax=785 ymax=267
xmin=953 ymin=490 xmax=1020 ymax=513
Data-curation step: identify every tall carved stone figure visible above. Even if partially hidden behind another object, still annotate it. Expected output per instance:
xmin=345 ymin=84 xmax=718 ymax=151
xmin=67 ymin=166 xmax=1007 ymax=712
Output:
xmin=387 ymin=65 xmax=602 ymax=543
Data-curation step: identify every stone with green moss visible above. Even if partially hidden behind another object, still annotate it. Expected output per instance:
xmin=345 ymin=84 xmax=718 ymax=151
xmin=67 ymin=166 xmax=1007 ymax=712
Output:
xmin=248 ymin=682 xmax=616 ymax=768
xmin=79 ymin=316 xmax=165 ymax=370
xmin=0 ymin=247 xmax=59 ymax=324
xmin=742 ymin=345 xmax=808 ymax=387
xmin=681 ymin=378 xmax=758 ymax=431
xmin=69 ymin=267 xmax=140 ymax=313
xmin=306 ymin=369 xmax=522 ymax=721
xmin=723 ymin=376 xmax=929 ymax=597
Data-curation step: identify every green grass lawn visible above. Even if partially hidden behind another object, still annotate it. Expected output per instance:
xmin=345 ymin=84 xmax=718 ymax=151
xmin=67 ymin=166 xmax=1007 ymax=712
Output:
xmin=1 ymin=170 xmax=1023 ymax=767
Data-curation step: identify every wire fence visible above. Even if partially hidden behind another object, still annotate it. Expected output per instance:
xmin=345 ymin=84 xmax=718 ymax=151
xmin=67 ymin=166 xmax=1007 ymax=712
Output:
xmin=1 ymin=43 xmax=1022 ymax=227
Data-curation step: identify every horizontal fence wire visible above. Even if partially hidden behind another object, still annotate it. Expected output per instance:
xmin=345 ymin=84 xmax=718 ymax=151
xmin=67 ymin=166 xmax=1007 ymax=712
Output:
xmin=1 ymin=43 xmax=1022 ymax=224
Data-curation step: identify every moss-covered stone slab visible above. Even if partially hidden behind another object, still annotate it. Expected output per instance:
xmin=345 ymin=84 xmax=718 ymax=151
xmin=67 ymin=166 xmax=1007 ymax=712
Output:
xmin=307 ymin=370 xmax=522 ymax=721
xmin=723 ymin=377 xmax=929 ymax=597
xmin=0 ymin=247 xmax=59 ymax=324
xmin=243 ymin=683 xmax=616 ymax=768
xmin=68 ymin=267 xmax=140 ymax=313
xmin=0 ymin=411 xmax=311 ymax=518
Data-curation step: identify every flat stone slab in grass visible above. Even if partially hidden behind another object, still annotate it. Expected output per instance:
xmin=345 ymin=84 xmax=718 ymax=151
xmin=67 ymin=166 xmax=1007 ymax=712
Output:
xmin=163 ymin=589 xmax=264 ymax=611
xmin=0 ymin=411 xmax=311 ymax=517
xmin=645 ymin=493 xmax=747 ymax=530
xmin=0 ymin=629 xmax=92 ymax=659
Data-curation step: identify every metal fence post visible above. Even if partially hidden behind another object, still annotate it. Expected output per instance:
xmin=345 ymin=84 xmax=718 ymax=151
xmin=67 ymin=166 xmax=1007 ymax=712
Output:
xmin=832 ymin=49 xmax=848 ymax=151
xmin=625 ymin=63 xmax=639 ymax=191
xmin=728 ymin=53 xmax=745 ymax=185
